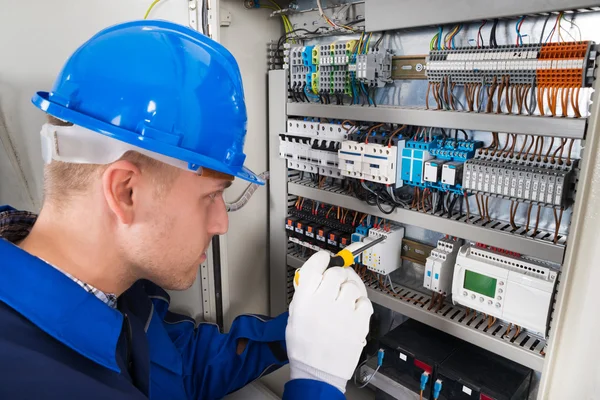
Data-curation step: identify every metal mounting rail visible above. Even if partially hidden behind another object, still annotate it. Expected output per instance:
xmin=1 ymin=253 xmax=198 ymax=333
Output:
xmin=288 ymin=180 xmax=566 ymax=264
xmin=287 ymin=253 xmax=546 ymax=371
xmin=287 ymin=103 xmax=587 ymax=139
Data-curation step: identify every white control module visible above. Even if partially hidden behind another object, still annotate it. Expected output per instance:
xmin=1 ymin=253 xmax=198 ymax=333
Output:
xmin=452 ymin=245 xmax=557 ymax=335
xmin=359 ymin=226 xmax=405 ymax=275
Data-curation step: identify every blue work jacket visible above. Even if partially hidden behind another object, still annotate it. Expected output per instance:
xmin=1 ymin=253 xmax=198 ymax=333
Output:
xmin=0 ymin=206 xmax=344 ymax=400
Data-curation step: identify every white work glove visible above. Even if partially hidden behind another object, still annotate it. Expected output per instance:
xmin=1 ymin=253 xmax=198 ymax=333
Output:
xmin=286 ymin=250 xmax=373 ymax=394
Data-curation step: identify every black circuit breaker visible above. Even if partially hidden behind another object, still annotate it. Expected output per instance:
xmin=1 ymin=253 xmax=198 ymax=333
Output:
xmin=436 ymin=344 xmax=532 ymax=400
xmin=379 ymin=319 xmax=462 ymax=399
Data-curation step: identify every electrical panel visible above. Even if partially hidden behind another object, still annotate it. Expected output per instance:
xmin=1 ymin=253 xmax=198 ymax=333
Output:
xmin=452 ymin=244 xmax=557 ymax=335
xmin=271 ymin=4 xmax=600 ymax=397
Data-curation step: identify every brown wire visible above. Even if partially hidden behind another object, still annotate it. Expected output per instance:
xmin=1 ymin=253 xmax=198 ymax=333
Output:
xmin=537 ymin=86 xmax=545 ymax=116
xmin=515 ymin=84 xmax=522 ymax=114
xmin=533 ymin=205 xmax=542 ymax=236
xmin=526 ymin=135 xmax=536 ymax=160
xmin=485 ymin=195 xmax=490 ymax=221
xmin=426 ymin=82 xmax=431 ymax=110
xmin=505 ymin=77 xmax=514 ymax=114
xmin=552 ymin=138 xmax=566 ymax=164
xmin=523 ymin=85 xmax=532 ymax=114
xmin=561 ymin=86 xmax=569 ymax=117
xmin=531 ymin=136 xmax=541 ymax=162
xmin=497 ymin=133 xmax=510 ymax=157
xmin=436 ymin=295 xmax=445 ymax=312
xmin=566 ymin=138 xmax=575 ymax=166
xmin=486 ymin=77 xmax=498 ymax=113
xmin=475 ymin=194 xmax=483 ymax=219
xmin=512 ymin=325 xmax=521 ymax=341
xmin=553 ymin=207 xmax=564 ymax=244
xmin=496 ymin=76 xmax=506 ymax=114
xmin=517 ymin=135 xmax=528 ymax=160
xmin=572 ymin=86 xmax=582 ymax=118
xmin=465 ymin=193 xmax=471 ymax=222
xmin=544 ymin=137 xmax=554 ymax=163
xmin=525 ymin=203 xmax=533 ymax=232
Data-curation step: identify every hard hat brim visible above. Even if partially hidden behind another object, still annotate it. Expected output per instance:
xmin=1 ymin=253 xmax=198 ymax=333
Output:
xmin=32 ymin=91 xmax=265 ymax=185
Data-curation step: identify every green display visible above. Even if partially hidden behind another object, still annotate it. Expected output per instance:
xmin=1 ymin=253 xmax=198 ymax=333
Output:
xmin=464 ymin=270 xmax=497 ymax=298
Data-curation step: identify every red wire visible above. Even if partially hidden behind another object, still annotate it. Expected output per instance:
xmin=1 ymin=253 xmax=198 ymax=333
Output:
xmin=548 ymin=14 xmax=560 ymax=43
xmin=516 ymin=18 xmax=525 ymax=46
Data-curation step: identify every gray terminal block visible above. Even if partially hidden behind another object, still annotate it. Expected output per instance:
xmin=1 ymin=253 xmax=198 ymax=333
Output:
xmin=463 ymin=158 xmax=574 ymax=207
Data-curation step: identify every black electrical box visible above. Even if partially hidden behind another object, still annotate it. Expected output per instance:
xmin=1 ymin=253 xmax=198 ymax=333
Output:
xmin=379 ymin=319 xmax=462 ymax=399
xmin=315 ymin=226 xmax=330 ymax=249
xmin=436 ymin=344 xmax=532 ymax=400
xmin=304 ymin=222 xmax=318 ymax=245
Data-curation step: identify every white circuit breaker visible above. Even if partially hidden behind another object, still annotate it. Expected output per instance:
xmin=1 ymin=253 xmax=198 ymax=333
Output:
xmin=452 ymin=244 xmax=557 ymax=335
xmin=423 ymin=237 xmax=462 ymax=295
xmin=339 ymin=139 xmax=405 ymax=186
xmin=359 ymin=226 xmax=405 ymax=275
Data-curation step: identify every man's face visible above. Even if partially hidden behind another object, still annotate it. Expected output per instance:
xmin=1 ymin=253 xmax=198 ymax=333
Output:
xmin=119 ymin=168 xmax=231 ymax=290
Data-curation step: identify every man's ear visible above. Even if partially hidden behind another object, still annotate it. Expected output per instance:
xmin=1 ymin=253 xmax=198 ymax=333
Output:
xmin=102 ymin=160 xmax=141 ymax=225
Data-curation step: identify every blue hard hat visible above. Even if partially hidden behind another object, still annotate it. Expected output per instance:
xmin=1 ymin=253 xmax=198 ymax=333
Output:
xmin=32 ymin=20 xmax=263 ymax=184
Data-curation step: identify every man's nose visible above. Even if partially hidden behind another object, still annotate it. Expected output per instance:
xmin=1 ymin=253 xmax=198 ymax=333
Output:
xmin=208 ymin=200 xmax=229 ymax=235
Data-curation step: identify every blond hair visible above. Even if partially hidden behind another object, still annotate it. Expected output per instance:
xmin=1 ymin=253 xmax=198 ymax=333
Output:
xmin=44 ymin=116 xmax=179 ymax=204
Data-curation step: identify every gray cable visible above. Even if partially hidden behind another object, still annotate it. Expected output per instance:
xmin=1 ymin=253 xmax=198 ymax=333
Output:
xmin=225 ymin=171 xmax=269 ymax=212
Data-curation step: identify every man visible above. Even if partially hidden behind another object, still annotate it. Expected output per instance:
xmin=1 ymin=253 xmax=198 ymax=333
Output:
xmin=0 ymin=20 xmax=373 ymax=399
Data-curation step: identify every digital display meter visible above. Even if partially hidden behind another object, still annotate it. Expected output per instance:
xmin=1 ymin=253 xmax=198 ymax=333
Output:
xmin=463 ymin=270 xmax=497 ymax=298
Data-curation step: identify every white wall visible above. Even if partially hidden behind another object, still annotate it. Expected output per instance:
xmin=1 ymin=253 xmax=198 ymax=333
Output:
xmin=0 ymin=0 xmax=189 ymax=211
xmin=218 ymin=0 xmax=280 ymax=327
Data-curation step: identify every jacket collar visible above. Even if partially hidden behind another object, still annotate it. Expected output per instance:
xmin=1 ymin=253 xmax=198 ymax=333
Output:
xmin=0 ymin=238 xmax=124 ymax=373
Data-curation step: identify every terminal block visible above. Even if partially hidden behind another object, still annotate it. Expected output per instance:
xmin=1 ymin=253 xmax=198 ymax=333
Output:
xmin=463 ymin=158 xmax=574 ymax=207
xmin=426 ymin=42 xmax=595 ymax=86
xmin=423 ymin=237 xmax=462 ymax=295
xmin=359 ymin=226 xmax=405 ymax=275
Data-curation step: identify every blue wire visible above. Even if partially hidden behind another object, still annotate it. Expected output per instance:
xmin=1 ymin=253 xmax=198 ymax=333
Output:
xmin=516 ymin=17 xmax=525 ymax=46
xmin=451 ymin=25 xmax=463 ymax=49
xmin=304 ymin=85 xmax=319 ymax=101
xmin=545 ymin=27 xmax=556 ymax=44
xmin=438 ymin=27 xmax=443 ymax=49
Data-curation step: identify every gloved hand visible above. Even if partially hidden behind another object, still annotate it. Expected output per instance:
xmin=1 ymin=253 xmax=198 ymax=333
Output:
xmin=286 ymin=251 xmax=373 ymax=394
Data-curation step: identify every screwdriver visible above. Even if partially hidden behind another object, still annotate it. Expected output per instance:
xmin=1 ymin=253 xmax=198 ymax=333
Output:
xmin=327 ymin=235 xmax=386 ymax=268
xmin=293 ymin=236 xmax=387 ymax=287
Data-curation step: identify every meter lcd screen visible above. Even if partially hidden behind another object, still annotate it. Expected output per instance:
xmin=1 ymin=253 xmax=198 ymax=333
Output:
xmin=463 ymin=270 xmax=497 ymax=297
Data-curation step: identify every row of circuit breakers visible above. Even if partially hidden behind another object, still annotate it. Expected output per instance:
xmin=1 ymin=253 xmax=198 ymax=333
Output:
xmin=287 ymin=205 xmax=556 ymax=335
xmin=280 ymin=118 xmax=574 ymax=207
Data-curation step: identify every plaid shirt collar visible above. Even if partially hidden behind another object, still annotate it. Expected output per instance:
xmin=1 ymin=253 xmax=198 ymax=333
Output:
xmin=0 ymin=206 xmax=117 ymax=309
